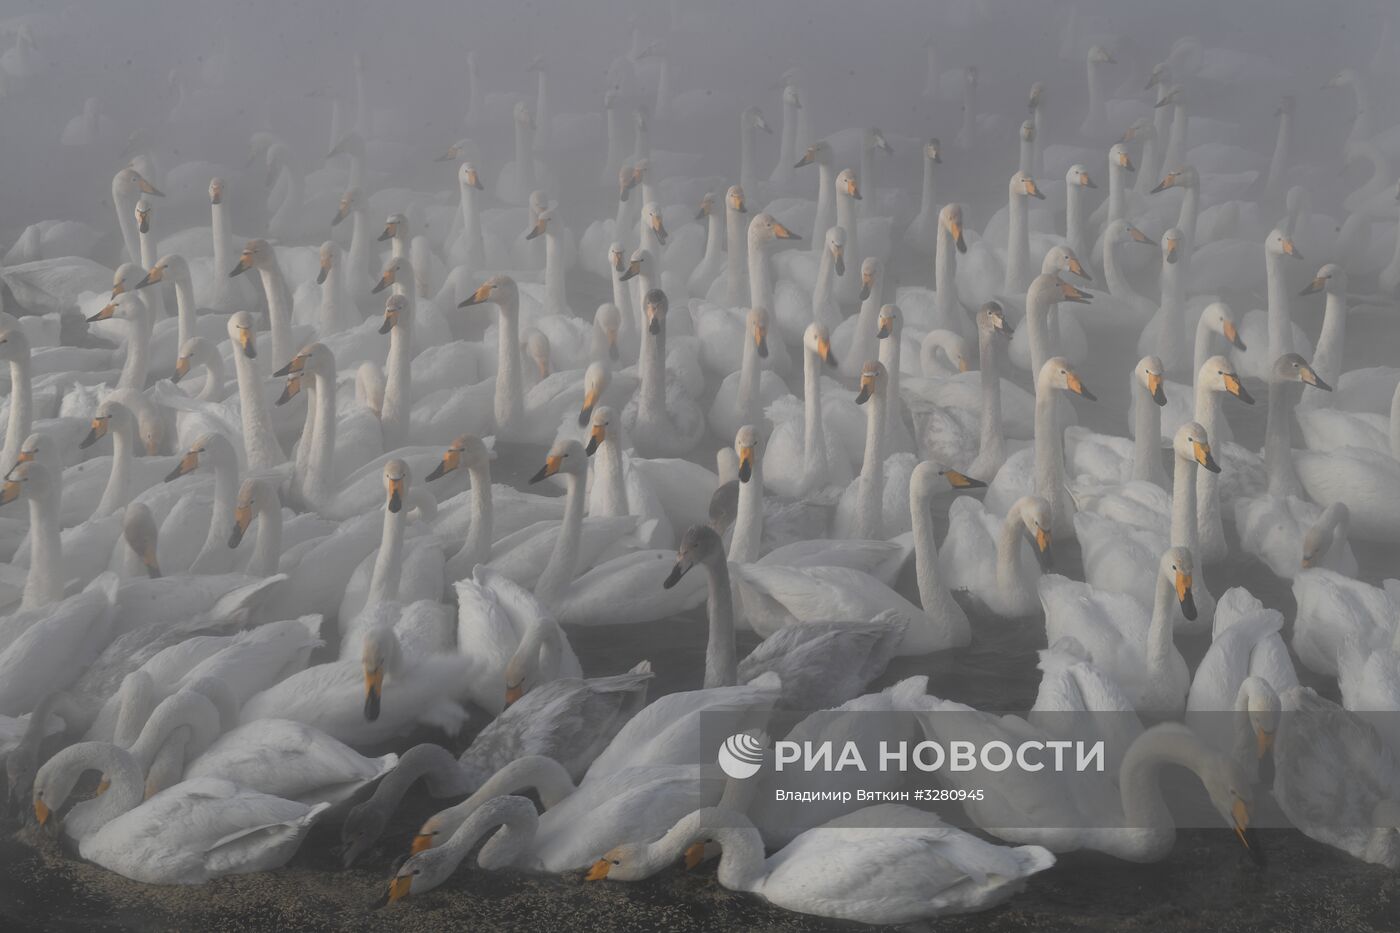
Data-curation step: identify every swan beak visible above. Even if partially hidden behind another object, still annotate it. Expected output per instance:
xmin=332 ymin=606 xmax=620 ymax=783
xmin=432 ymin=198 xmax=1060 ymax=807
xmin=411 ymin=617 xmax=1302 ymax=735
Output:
xmin=945 ymin=470 xmax=986 ymax=490
xmin=1127 ymin=226 xmax=1153 ymax=245
xmin=363 ymin=664 xmax=384 ymax=721
xmin=619 ymin=260 xmax=642 ymax=282
xmin=1194 ymin=440 xmax=1221 ymax=473
xmin=1025 ymin=179 xmax=1045 ymax=200
xmin=33 ymin=796 xmax=49 ymax=826
xmin=378 ymin=307 xmax=399 ymax=335
xmin=647 ymin=308 xmax=662 ymax=335
xmin=1067 ymin=256 xmax=1092 ymax=282
xmin=467 ymin=168 xmax=484 ymax=190
xmin=1058 ymin=281 xmax=1093 ymax=304
xmin=695 ymin=204 xmax=708 ymax=222
xmin=137 ymin=210 xmax=150 ymax=235
xmin=378 ymin=221 xmax=397 ymax=243
xmin=1150 ymin=175 xmax=1174 ymax=194
xmin=877 ymin=318 xmax=893 ymax=339
xmin=229 ymin=252 xmax=253 ymax=277
xmin=386 ymin=873 xmax=412 ymax=903
xmin=619 ymin=171 xmax=639 ymax=202
xmin=173 ymin=356 xmax=190 ymax=382
xmin=1176 ymin=571 xmax=1196 ymax=620
xmin=165 ymin=450 xmax=199 ymax=482
xmin=435 ymin=148 xmax=456 ymax=163
xmin=276 ymin=374 xmax=302 ymax=406
xmin=410 ymin=831 xmax=436 ymax=855
xmin=1301 ymin=550 xmax=1316 ymax=569
xmin=140 ymin=546 xmax=160 ymax=577
xmin=754 ymin=326 xmax=769 ymax=358
xmin=1299 ymin=275 xmax=1327 ymax=296
xmin=817 ymin=336 xmax=836 ymax=368
xmin=1256 ymin=727 xmax=1275 ymax=759
xmin=795 ymin=148 xmax=815 ymax=168
xmin=273 ymin=353 xmax=306 ymax=378
xmin=586 ymin=422 xmax=606 ymax=455
xmin=136 ymin=175 xmax=164 ymax=197
xmin=133 ymin=267 xmax=161 ymax=289
xmin=733 ymin=193 xmax=747 ymax=214
xmin=608 ymin=331 xmax=619 ymax=361
xmin=1300 ymin=366 xmax=1331 ymax=391
xmin=317 ymin=257 xmax=331 ymax=285
xmin=1223 ymin=320 xmax=1246 ymax=351
xmin=860 ymin=271 xmax=873 ymax=301
xmin=846 ymin=180 xmax=862 ymax=201
xmin=426 ymin=448 xmax=459 ymax=482
xmin=683 ymin=842 xmax=706 ymax=870
xmin=332 ymin=202 xmax=349 ymax=226
xmin=1223 ymin=373 xmax=1254 ymax=404
xmin=525 ymin=219 xmax=546 ymax=240
xmin=230 ymin=504 xmax=252 ymax=548
xmin=1081 ymin=173 xmax=1097 ymax=189
xmin=950 ymin=220 xmax=967 ymax=254
xmin=1232 ymin=798 xmax=1264 ymax=866
xmin=650 ymin=215 xmax=669 ymax=245
xmin=772 ymin=221 xmax=799 ymax=241
xmin=579 ymin=387 xmax=601 ymax=427
xmin=372 ymin=267 xmax=395 ymax=295
xmin=1280 ymin=237 xmax=1301 ymax=259
xmin=530 ymin=454 xmax=563 ymax=484
xmin=1066 ymin=372 xmax=1096 ymax=401
xmin=1147 ymin=373 xmax=1166 ymax=406
xmin=210 ymin=188 xmax=222 ymax=205
xmin=1033 ymin=527 xmax=1053 ymax=571
xmin=0 ymin=480 xmax=19 ymax=506
xmin=832 ymin=246 xmax=845 ymax=276
xmin=80 ymin=417 xmax=108 ymax=449
xmin=855 ymin=375 xmax=875 ymax=405
xmin=387 ymin=477 xmax=405 ymax=513
xmin=738 ymin=448 xmax=754 ymax=483
xmin=459 ymin=282 xmax=493 ymax=307
xmin=585 ymin=859 xmax=612 ymax=881
xmin=958 ymin=355 xmax=971 ymax=373
xmin=86 ymin=303 xmax=116 ymax=323
xmin=663 ymin=557 xmax=692 ymax=590
xmin=237 ymin=328 xmax=256 ymax=359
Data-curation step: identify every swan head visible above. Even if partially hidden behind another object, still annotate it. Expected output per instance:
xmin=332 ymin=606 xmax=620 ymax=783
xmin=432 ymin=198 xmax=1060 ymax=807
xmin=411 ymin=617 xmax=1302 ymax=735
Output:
xmin=1109 ymin=220 xmax=1154 ymax=249
xmin=458 ymin=275 xmax=517 ymax=311
xmin=228 ymin=238 xmax=267 ymax=278
xmin=13 ymin=433 xmax=53 ymax=471
xmin=939 ymin=204 xmax=966 ymax=252
xmin=1200 ymin=355 xmax=1253 ymax=405
xmin=618 ymin=161 xmax=640 ymax=201
xmin=1120 ymin=118 xmax=1155 ymax=144
xmin=530 ymin=438 xmax=586 ymax=485
xmin=165 ymin=432 xmax=230 ymax=483
xmin=114 ymin=166 xmax=162 ymax=199
xmin=383 ymin=460 xmax=410 ymax=515
xmin=1151 ymin=165 xmax=1198 ymax=194
xmin=782 ymin=84 xmax=801 ymax=108
xmin=664 ymin=524 xmax=724 ymax=589
xmin=1145 ymin=61 xmax=1170 ymax=90
xmin=824 ymin=226 xmax=846 ymax=275
xmin=695 ymin=192 xmax=715 ymax=221
xmin=1136 ymin=356 xmax=1167 ymax=407
xmin=1013 ymin=496 xmax=1053 ymax=568
xmin=1109 ymin=143 xmax=1135 ymax=174
xmin=912 ymin=460 xmax=987 ymax=500
xmin=876 ymin=304 xmax=901 ymax=341
xmin=727 ymin=185 xmax=747 ymax=214
xmin=642 ymin=288 xmax=668 ymax=336
xmin=855 ymin=360 xmax=887 ymax=405
xmin=803 ymin=323 xmax=837 ymax=368
xmin=578 ymin=361 xmax=613 ymax=425
xmin=1265 ymin=228 xmax=1302 ymax=261
xmin=1238 ymin=677 xmax=1281 ymax=760
xmin=750 ymin=213 xmax=801 ymax=252
xmin=594 ymin=304 xmax=622 ymax=363
xmin=1087 ymin=44 xmax=1116 ymax=65
xmin=1161 ymin=228 xmax=1183 ymax=265
xmin=608 ymin=242 xmax=627 ymax=275
xmin=619 ymin=248 xmax=649 ymax=283
xmin=1302 ymin=503 xmax=1349 ymax=569
xmin=0 ymin=459 xmax=53 ymax=508
xmin=585 ymin=406 xmax=617 ymax=456
xmin=317 ymin=240 xmax=338 ymax=285
xmin=1154 ymin=84 xmax=1184 ymax=109
xmin=389 ymin=797 xmax=538 ymax=902
xmin=1044 ymin=245 xmax=1092 ymax=283
xmin=837 ymin=169 xmax=861 ymax=201
xmin=435 ymin=140 xmax=469 ymax=163
xmin=80 ymin=399 xmax=133 ymax=450
xmin=643 ymin=203 xmax=667 ymax=246
xmin=859 ymin=257 xmax=881 ymax=301
xmin=31 ymin=741 xmax=109 ymax=829
xmin=794 ymin=140 xmax=830 ymax=169
xmin=747 ymin=307 xmax=770 ymax=359
xmin=230 ymin=477 xmax=273 ymax=549
xmin=978 ymin=301 xmax=1012 ymax=341
xmin=1040 ymin=357 xmax=1096 ymax=401
xmin=226 ymin=311 xmax=257 ymax=359
xmin=742 ymin=105 xmax=770 ymax=133
xmin=134 ymin=199 xmax=152 ymax=235
xmin=1160 ymin=546 xmax=1197 ymax=621
xmin=0 ymin=327 xmax=29 ymax=364
xmin=274 ymin=342 xmax=332 ymax=402
xmin=458 ymin=162 xmax=484 ymax=191
xmin=1272 ymin=352 xmax=1330 ymax=391
xmin=376 ymin=294 xmax=408 ymax=337
xmin=1188 ymin=728 xmax=1263 ymax=865
xmin=524 ymin=329 xmax=552 ymax=379
xmin=1028 ymin=83 xmax=1044 ymax=111
xmin=1174 ymin=421 xmax=1220 ymax=474
xmin=361 ymin=626 xmax=404 ymax=723
xmin=426 ymin=434 xmax=490 ymax=482
xmin=1300 ymin=262 xmax=1344 ymax=297
xmin=924 ymin=138 xmax=942 ymax=163
xmin=379 ymin=213 xmax=406 ymax=244
xmin=734 ymin=424 xmax=763 ymax=483
xmin=1068 ymin=164 xmax=1096 ymax=190
xmin=133 ymin=253 xmax=175 ymax=291
xmin=1020 ymin=119 xmax=1035 ymax=144
xmin=332 ymin=187 xmax=360 ymax=226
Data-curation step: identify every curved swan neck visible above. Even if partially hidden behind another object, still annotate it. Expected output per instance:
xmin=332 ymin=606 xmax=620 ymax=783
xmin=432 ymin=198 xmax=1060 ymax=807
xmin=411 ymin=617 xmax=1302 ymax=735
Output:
xmin=535 ymin=471 xmax=585 ymax=606
xmin=1132 ymin=383 xmax=1165 ymax=486
xmin=194 ymin=453 xmax=239 ymax=567
xmin=855 ymin=387 xmax=886 ymax=540
xmin=1118 ymin=728 xmax=1213 ymax=858
xmin=638 ymin=319 xmax=666 ymax=425
xmin=593 ymin=432 xmax=628 ymax=516
xmin=495 ymin=304 xmax=525 ymax=431
xmin=1169 ymin=450 xmax=1198 ymax=552
xmin=1004 ymin=188 xmax=1030 ymax=294
xmin=459 ymin=462 xmax=494 ymax=569
xmin=61 ymin=743 xmax=145 ymax=839
xmin=730 ymin=461 xmax=763 ymax=564
xmin=935 ymin=223 xmax=956 ymax=319
xmin=24 ymin=482 xmax=62 ymax=608
xmin=1265 ymin=377 xmax=1303 ymax=496
xmin=233 ymin=342 xmax=284 ymax=470
xmin=117 ymin=299 xmax=152 ymax=390
xmin=978 ymin=324 xmax=1005 ymax=467
xmin=172 ymin=266 xmax=196 ymax=354
xmin=995 ymin=502 xmax=1029 ymax=593
xmin=256 ymin=259 xmax=295 ymax=370
xmin=1264 ymin=251 xmax=1294 ymax=364
xmin=1266 ymin=109 xmax=1293 ymax=195
xmin=1147 ymin=571 xmax=1179 ymax=683
xmin=700 ymin=554 xmax=738 ymax=688
xmin=1312 ymin=292 xmax=1346 ymax=393
xmin=3 ymin=355 xmax=32 ymax=470
xmin=1033 ymin=375 xmax=1070 ymax=534
xmin=94 ymin=421 xmax=133 ymax=517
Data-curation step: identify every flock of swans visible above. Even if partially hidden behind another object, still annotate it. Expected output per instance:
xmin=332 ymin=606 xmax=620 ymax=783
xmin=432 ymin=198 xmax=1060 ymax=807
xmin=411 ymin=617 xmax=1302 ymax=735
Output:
xmin=4 ymin=4 xmax=1400 ymax=928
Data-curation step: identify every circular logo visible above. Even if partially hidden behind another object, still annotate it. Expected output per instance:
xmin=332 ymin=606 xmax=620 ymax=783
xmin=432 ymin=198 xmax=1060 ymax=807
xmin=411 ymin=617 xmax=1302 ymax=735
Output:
xmin=717 ymin=732 xmax=765 ymax=780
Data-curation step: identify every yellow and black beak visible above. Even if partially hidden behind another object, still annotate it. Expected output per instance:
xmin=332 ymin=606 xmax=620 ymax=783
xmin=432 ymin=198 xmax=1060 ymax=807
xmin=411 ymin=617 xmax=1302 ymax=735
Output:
xmin=378 ymin=221 xmax=398 ymax=243
xmin=372 ymin=265 xmax=396 ymax=295
xmin=136 ymin=175 xmax=164 ymax=197
xmin=229 ymin=252 xmax=254 ymax=277
xmin=332 ymin=201 xmax=349 ymax=226
xmin=466 ymin=168 xmax=483 ymax=190
xmin=236 ymin=327 xmax=256 ymax=359
xmin=1300 ymin=275 xmax=1327 ymax=296
xmin=1299 ymin=365 xmax=1331 ymax=391
xmin=410 ymin=830 xmax=436 ymax=855
xmin=860 ymin=270 xmax=873 ymax=302
xmin=33 ymin=796 xmax=50 ymax=826
xmin=618 ymin=259 xmax=642 ymax=282
xmin=1223 ymin=372 xmax=1254 ymax=404
xmin=646 ymin=305 xmax=662 ymax=336
xmin=845 ymin=179 xmax=862 ymax=201
xmin=1147 ymin=372 xmax=1166 ymax=406
xmin=386 ymin=873 xmax=412 ymax=904
xmin=276 ymin=373 xmax=303 ymax=406
xmin=650 ymin=214 xmax=668 ymax=245
xmin=1150 ymin=174 xmax=1175 ymax=194
xmin=1128 ymin=226 xmax=1153 ymax=245
xmin=458 ymin=281 xmax=493 ymax=308
xmin=525 ymin=218 xmax=547 ymax=241
xmin=795 ymin=148 xmax=815 ymax=168
xmin=1066 ymin=371 xmax=1097 ymax=401
xmin=945 ymin=469 xmax=986 ymax=490
xmin=317 ymin=255 xmax=332 ymax=285
xmin=230 ymin=503 xmax=252 ymax=548
xmin=1175 ymin=570 xmax=1196 ymax=620
xmin=1164 ymin=238 xmax=1180 ymax=264
xmin=86 ymin=302 xmax=116 ymax=323
xmin=1194 ymin=440 xmax=1221 ymax=474
xmin=80 ymin=417 xmax=109 ymax=449
xmin=173 ymin=355 xmax=191 ymax=382
xmin=137 ymin=209 xmax=151 ymax=235
xmin=949 ymin=218 xmax=966 ymax=253
xmin=832 ymin=245 xmax=845 ymax=276
xmin=586 ymin=421 xmax=606 ymax=455
xmin=732 ymin=193 xmax=747 ymax=214
xmin=1233 ymin=797 xmax=1265 ymax=867
xmin=1067 ymin=256 xmax=1092 ymax=282
xmin=855 ymin=374 xmax=876 ymax=405
xmin=683 ymin=842 xmax=706 ymax=870
xmin=754 ymin=325 xmax=769 ymax=358
xmin=0 ymin=479 xmax=20 ymax=506
xmin=585 ymin=859 xmax=612 ymax=881
xmin=817 ymin=335 xmax=836 ymax=368
xmin=1024 ymin=178 xmax=1046 ymax=200
xmin=165 ymin=449 xmax=200 ymax=482
xmin=379 ymin=306 xmax=399 ymax=335
xmin=133 ymin=266 xmax=162 ymax=289
xmin=426 ymin=447 xmax=459 ymax=483
xmin=530 ymin=454 xmax=563 ymax=484
xmin=1223 ymin=320 xmax=1246 ymax=351
xmin=363 ymin=663 xmax=384 ymax=721
xmin=578 ymin=385 xmax=601 ymax=427
xmin=273 ymin=352 xmax=306 ymax=378
xmin=1080 ymin=172 xmax=1097 ymax=189
xmin=387 ymin=476 xmax=405 ymax=513
xmin=1058 ymin=281 xmax=1093 ymax=304
xmin=877 ymin=317 xmax=893 ymax=339
xmin=737 ymin=446 xmax=754 ymax=483
xmin=1280 ymin=237 xmax=1301 ymax=259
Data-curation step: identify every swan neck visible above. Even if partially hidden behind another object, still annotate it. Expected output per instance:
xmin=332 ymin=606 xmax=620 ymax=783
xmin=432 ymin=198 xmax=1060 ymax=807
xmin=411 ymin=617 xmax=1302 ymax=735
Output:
xmin=1132 ymin=384 xmax=1164 ymax=486
xmin=702 ymin=557 xmax=738 ymax=688
xmin=536 ymin=472 xmax=585 ymax=606
xmin=978 ymin=326 xmax=1004 ymax=466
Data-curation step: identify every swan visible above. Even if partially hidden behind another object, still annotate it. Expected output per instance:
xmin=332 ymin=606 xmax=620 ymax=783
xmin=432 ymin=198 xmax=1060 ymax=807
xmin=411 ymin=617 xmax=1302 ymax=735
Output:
xmin=1292 ymin=568 xmax=1399 ymax=679
xmin=589 ymin=804 xmax=1055 ymax=925
xmin=1295 ymin=386 xmax=1400 ymax=544
xmin=1066 ymin=354 xmax=1169 ymax=489
xmin=87 ymin=264 xmax=154 ymax=391
xmin=1041 ymin=547 xmax=1195 ymax=717
xmin=773 ymin=224 xmax=843 ymax=345
xmin=1155 ymin=302 xmax=1249 ymax=445
xmin=833 ymin=361 xmax=916 ymax=540
xmin=763 ymin=323 xmax=852 ymax=499
xmin=941 ymin=494 xmax=1053 ymax=618
xmin=706 ymin=307 xmax=788 ymax=441
xmin=32 ymin=740 xmax=328 ymax=884
xmin=619 ymin=288 xmax=705 ymax=457
xmin=227 ymin=239 xmax=296 ymax=371
xmin=903 ymin=139 xmax=944 ymax=260
xmin=1231 ymin=229 xmax=1309 ymax=383
xmin=1136 ymin=229 xmax=1192 ymax=377
xmin=1007 ymin=262 xmax=1094 ymax=376
xmin=382 ymin=796 xmax=540 ymax=901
